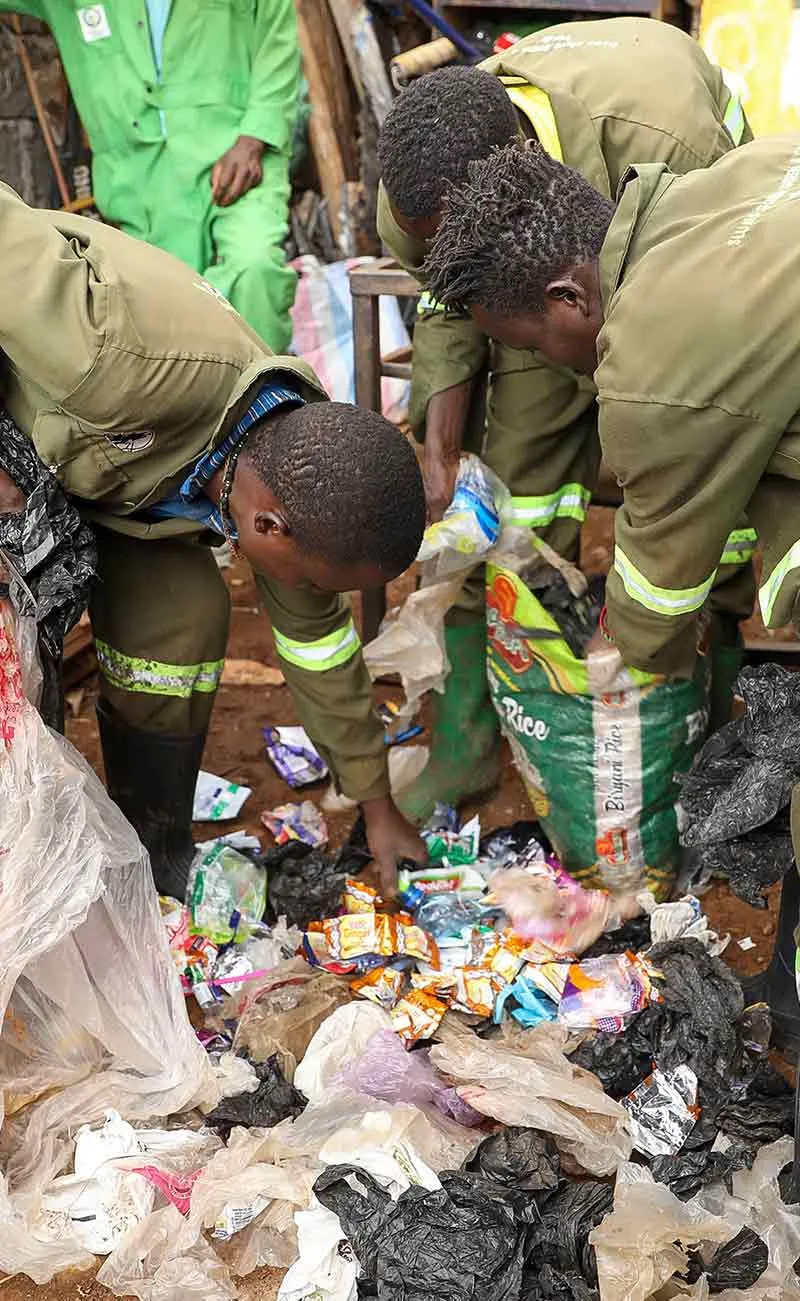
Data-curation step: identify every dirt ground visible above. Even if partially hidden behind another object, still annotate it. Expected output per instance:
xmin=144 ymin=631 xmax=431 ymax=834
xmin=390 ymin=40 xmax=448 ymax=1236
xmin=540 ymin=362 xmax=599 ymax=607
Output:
xmin=2 ymin=508 xmax=790 ymax=1298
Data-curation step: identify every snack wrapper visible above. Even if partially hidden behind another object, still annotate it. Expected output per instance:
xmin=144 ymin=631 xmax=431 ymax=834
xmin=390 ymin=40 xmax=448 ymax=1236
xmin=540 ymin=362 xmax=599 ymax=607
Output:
xmin=557 ymin=951 xmax=655 ymax=1032
xmin=186 ymin=841 xmax=267 ymax=946
xmin=344 ymin=878 xmax=381 ymax=914
xmin=450 ymin=966 xmax=504 ymax=1018
xmin=351 ymin=966 xmax=408 ymax=1009
xmin=263 ymin=725 xmax=328 ymax=787
xmin=261 ymin=799 xmax=328 ymax=847
xmin=493 ymin=969 xmax=559 ymax=1027
xmin=622 ymin=1065 xmax=699 ymax=1157
xmin=391 ymin=989 xmax=448 ymax=1043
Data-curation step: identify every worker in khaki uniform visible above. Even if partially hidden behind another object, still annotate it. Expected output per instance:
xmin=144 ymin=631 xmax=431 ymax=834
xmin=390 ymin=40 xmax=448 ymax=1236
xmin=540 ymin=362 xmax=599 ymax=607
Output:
xmin=376 ymin=17 xmax=755 ymax=824
xmin=5 ymin=0 xmax=299 ymax=351
xmin=0 ymin=184 xmax=427 ymax=897
xmin=424 ymin=135 xmax=800 ymax=1049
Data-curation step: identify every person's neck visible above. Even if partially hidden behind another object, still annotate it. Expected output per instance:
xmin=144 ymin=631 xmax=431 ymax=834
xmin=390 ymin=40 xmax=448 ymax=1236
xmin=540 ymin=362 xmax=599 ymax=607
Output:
xmin=205 ymin=466 xmax=224 ymax=505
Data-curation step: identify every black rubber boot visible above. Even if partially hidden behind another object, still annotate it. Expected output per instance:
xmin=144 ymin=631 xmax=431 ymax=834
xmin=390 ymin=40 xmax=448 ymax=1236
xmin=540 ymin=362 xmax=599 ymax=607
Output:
xmin=97 ymin=699 xmax=207 ymax=901
xmin=741 ymin=866 xmax=800 ymax=1057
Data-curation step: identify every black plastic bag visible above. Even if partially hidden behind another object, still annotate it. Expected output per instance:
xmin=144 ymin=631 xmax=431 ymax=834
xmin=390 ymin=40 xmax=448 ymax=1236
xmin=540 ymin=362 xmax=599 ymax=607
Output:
xmin=679 ymin=665 xmax=800 ymax=904
xmin=204 ymin=1053 xmax=306 ymax=1139
xmin=0 ymin=412 xmax=97 ymax=730
xmin=524 ymin=1179 xmax=613 ymax=1287
xmin=581 ymin=913 xmax=652 ymax=960
xmin=314 ymin=1165 xmax=526 ymax=1301
xmin=525 ymin=570 xmax=606 ymax=658
xmin=648 ymin=1116 xmax=756 ymax=1200
xmin=266 ymin=815 xmax=377 ymax=929
xmin=685 ymin=1227 xmax=769 ymax=1294
xmin=522 ymin=1265 xmax=597 ymax=1301
xmin=464 ymin=1128 xmax=560 ymax=1194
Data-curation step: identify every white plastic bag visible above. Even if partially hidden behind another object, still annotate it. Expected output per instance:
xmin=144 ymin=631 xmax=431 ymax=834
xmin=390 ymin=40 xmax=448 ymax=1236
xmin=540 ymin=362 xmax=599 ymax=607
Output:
xmin=0 ymin=599 xmax=213 ymax=1282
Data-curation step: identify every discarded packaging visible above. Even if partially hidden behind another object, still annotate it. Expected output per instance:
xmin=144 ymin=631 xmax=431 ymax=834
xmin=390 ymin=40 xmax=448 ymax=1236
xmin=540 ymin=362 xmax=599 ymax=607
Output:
xmin=262 ymin=800 xmax=328 ymax=848
xmin=264 ymin=724 xmax=328 ymax=787
xmin=192 ymin=770 xmax=252 ymax=822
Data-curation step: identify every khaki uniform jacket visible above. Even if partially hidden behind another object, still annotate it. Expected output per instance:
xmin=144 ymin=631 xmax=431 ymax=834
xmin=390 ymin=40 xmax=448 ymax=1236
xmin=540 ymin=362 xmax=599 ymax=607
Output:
xmin=0 ymin=184 xmax=387 ymax=800
xmin=597 ymin=137 xmax=800 ymax=677
xmin=378 ymin=17 xmax=747 ymax=559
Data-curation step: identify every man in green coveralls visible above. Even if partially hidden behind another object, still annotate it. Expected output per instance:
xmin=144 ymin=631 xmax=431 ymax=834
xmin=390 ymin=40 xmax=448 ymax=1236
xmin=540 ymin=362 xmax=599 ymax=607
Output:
xmin=0 ymin=183 xmax=428 ymax=899
xmin=4 ymin=0 xmax=299 ymax=350
xmin=425 ymin=134 xmax=800 ymax=1048
xmin=377 ymin=17 xmax=754 ymax=823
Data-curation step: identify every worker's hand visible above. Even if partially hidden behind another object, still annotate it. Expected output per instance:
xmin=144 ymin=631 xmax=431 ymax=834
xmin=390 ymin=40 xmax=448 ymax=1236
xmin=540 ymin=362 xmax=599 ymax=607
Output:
xmin=211 ymin=135 xmax=266 ymax=208
xmin=362 ymin=794 xmax=427 ymax=900
xmin=0 ymin=467 xmax=25 ymax=514
xmin=421 ymin=381 xmax=473 ymax=522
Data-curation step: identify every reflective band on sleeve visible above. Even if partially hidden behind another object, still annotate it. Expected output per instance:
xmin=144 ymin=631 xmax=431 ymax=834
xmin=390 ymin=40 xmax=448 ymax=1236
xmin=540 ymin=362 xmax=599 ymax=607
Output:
xmin=95 ymin=639 xmax=224 ymax=698
xmin=759 ymin=540 xmax=800 ymax=624
xmin=509 ymin=484 xmax=591 ymax=528
xmin=614 ymin=547 xmax=716 ymax=616
xmin=417 ymin=291 xmax=446 ymax=317
xmin=723 ymin=94 xmax=746 ymax=145
xmin=273 ymin=619 xmax=361 ymax=672
xmin=720 ymin=527 xmax=757 ymax=566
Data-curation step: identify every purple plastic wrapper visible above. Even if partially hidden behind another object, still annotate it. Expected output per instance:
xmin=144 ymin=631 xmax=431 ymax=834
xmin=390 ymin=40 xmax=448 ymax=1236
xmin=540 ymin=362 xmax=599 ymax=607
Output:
xmin=263 ymin=725 xmax=328 ymax=788
xmin=341 ymin=1029 xmax=484 ymax=1128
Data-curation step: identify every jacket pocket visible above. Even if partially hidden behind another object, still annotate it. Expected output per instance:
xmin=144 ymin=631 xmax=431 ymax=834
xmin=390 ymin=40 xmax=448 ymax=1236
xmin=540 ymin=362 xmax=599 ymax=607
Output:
xmin=32 ymin=409 xmax=133 ymax=503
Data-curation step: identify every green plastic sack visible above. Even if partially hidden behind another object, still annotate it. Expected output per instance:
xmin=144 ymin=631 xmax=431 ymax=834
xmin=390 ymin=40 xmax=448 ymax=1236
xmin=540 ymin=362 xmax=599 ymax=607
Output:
xmin=486 ymin=565 xmax=707 ymax=900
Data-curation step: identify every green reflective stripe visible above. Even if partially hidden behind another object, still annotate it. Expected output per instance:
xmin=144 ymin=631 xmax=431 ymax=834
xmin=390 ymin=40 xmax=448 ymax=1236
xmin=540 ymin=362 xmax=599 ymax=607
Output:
xmin=417 ymin=291 xmax=446 ymax=316
xmin=510 ymin=484 xmax=591 ymax=528
xmin=720 ymin=527 xmax=757 ymax=565
xmin=759 ymin=540 xmax=800 ymax=623
xmin=723 ymin=94 xmax=746 ymax=145
xmin=614 ymin=546 xmax=716 ymax=616
xmin=95 ymin=639 xmax=224 ymax=698
xmin=273 ymin=619 xmax=361 ymax=672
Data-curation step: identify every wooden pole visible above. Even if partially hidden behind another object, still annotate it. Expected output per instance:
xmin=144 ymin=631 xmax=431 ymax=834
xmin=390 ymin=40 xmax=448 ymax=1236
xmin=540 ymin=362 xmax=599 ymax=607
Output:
xmin=10 ymin=15 xmax=71 ymax=208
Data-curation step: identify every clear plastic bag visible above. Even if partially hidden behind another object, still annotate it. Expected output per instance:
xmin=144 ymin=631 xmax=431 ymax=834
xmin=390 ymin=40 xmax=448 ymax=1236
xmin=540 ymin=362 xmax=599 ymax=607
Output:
xmin=429 ymin=1021 xmax=632 ymax=1176
xmin=417 ymin=454 xmax=511 ymax=580
xmin=0 ymin=599 xmax=213 ymax=1282
xmin=231 ymin=958 xmax=351 ymax=1081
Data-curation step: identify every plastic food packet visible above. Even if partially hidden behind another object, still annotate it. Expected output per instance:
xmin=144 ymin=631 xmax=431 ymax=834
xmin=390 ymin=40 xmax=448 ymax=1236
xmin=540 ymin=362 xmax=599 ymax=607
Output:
xmin=558 ymin=951 xmax=656 ymax=1032
xmin=344 ymin=877 xmax=381 ymax=914
xmin=423 ymin=813 xmax=481 ymax=867
xmin=488 ymin=855 xmax=642 ymax=955
xmin=391 ymin=989 xmax=448 ymax=1043
xmin=622 ymin=1065 xmax=699 ymax=1157
xmin=451 ymin=966 xmax=504 ymax=1018
xmin=192 ymin=770 xmax=252 ymax=822
xmin=397 ymin=863 xmax=486 ymax=898
xmin=261 ymin=800 xmax=328 ymax=848
xmin=493 ymin=970 xmax=559 ymax=1028
xmin=416 ymin=453 xmax=510 ymax=579
xmin=351 ymin=966 xmax=408 ymax=1010
xmin=480 ymin=933 xmax=527 ymax=984
xmin=186 ymin=840 xmax=267 ymax=945
xmin=263 ymin=725 xmax=328 ymax=787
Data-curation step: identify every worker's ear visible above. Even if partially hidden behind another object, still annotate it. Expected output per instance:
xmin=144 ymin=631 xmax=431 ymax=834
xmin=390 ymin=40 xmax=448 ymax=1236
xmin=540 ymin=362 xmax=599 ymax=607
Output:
xmin=544 ymin=274 xmax=591 ymax=317
xmin=253 ymin=508 xmax=290 ymax=539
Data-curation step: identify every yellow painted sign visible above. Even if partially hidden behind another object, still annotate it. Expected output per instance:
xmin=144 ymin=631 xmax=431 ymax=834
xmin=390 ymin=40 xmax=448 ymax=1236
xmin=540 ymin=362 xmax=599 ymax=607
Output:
xmin=700 ymin=0 xmax=800 ymax=135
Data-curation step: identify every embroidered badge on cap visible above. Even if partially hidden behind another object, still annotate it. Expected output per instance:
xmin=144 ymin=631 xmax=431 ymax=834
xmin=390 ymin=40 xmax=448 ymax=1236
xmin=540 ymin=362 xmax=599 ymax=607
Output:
xmin=77 ymin=5 xmax=112 ymax=43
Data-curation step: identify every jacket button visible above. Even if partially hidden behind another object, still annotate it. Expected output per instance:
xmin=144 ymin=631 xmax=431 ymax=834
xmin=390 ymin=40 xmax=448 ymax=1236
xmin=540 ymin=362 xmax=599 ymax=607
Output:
xmin=132 ymin=120 xmax=139 ymax=128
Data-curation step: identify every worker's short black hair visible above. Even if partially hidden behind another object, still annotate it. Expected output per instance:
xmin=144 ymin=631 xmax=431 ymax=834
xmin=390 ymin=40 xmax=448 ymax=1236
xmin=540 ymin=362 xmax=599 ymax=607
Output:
xmin=378 ymin=66 xmax=518 ymax=219
xmin=425 ymin=140 xmax=615 ymax=314
xmin=244 ymin=400 xmax=425 ymax=577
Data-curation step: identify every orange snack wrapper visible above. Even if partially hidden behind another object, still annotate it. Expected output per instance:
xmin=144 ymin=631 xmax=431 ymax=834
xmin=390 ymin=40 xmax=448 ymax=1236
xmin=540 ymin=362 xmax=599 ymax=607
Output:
xmin=344 ymin=878 xmax=380 ymax=914
xmin=450 ymin=966 xmax=504 ymax=1018
xmin=351 ymin=965 xmax=407 ymax=1009
xmin=396 ymin=920 xmax=440 ymax=968
xmin=390 ymin=989 xmax=448 ymax=1043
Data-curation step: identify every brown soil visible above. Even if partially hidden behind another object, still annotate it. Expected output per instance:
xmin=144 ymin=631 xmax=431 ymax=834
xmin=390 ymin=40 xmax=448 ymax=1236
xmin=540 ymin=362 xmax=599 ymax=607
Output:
xmin=3 ymin=507 xmax=792 ymax=1297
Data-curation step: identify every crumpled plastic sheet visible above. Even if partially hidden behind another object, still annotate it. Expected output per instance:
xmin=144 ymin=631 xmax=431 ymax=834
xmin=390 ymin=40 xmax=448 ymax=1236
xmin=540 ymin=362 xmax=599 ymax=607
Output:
xmin=265 ymin=815 xmax=373 ymax=929
xmin=429 ymin=1021 xmax=632 ymax=1176
xmin=231 ymin=958 xmax=350 ymax=1080
xmin=341 ymin=1029 xmax=484 ymax=1128
xmin=294 ymin=1001 xmax=393 ymax=1103
xmin=0 ymin=602 xmax=213 ymax=1284
xmin=648 ymin=1118 xmax=756 ymax=1201
xmin=0 ymin=411 xmax=97 ymax=729
xmin=97 ymin=1204 xmax=237 ymax=1300
xmin=679 ymin=665 xmax=800 ymax=905
xmin=684 ymin=1226 xmax=769 ymax=1294
xmin=525 ymin=569 xmax=606 ymax=658
xmin=464 ymin=1126 xmax=560 ymax=1194
xmin=526 ymin=1178 xmax=614 ymax=1287
xmin=314 ymin=1164 xmax=527 ymax=1301
xmin=204 ymin=1053 xmax=307 ymax=1138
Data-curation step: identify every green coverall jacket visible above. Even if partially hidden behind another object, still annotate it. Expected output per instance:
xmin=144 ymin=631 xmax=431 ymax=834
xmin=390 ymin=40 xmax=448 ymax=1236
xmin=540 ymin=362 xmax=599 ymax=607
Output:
xmin=7 ymin=0 xmax=300 ymax=350
xmin=0 ymin=183 xmax=388 ymax=801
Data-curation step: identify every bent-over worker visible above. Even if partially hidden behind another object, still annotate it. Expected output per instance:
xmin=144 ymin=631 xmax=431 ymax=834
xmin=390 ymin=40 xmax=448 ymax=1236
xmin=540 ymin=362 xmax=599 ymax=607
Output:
xmin=0 ymin=183 xmax=427 ymax=897
xmin=376 ymin=17 xmax=755 ymax=824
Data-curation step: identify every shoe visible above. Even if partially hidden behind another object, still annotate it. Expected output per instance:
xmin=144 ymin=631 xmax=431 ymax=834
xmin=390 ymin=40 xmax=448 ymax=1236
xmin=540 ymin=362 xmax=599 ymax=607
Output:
xmin=397 ymin=615 xmax=500 ymax=825
xmin=97 ymin=699 xmax=206 ymax=900
xmin=741 ymin=865 xmax=800 ymax=1057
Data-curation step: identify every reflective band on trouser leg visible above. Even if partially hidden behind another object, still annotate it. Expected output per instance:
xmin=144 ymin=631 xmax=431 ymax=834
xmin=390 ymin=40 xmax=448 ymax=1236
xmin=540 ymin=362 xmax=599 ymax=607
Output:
xmin=759 ymin=540 xmax=800 ymax=624
xmin=509 ymin=483 xmax=591 ymax=528
xmin=95 ymin=639 xmax=224 ymax=698
xmin=614 ymin=547 xmax=716 ymax=616
xmin=719 ymin=527 xmax=758 ymax=566
xmin=273 ymin=618 xmax=361 ymax=672
xmin=723 ymin=94 xmax=746 ymax=146
xmin=416 ymin=290 xmax=446 ymax=317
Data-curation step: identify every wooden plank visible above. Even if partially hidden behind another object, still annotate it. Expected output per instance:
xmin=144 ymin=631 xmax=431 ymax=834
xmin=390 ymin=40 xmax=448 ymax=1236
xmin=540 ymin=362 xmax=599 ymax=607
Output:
xmin=295 ymin=0 xmax=360 ymax=252
xmin=326 ymin=0 xmax=365 ymax=101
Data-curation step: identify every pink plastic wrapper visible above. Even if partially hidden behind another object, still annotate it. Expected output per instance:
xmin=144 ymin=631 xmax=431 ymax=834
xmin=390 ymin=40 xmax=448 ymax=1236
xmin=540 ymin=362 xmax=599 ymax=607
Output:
xmin=132 ymin=1166 xmax=204 ymax=1216
xmin=488 ymin=854 xmax=641 ymax=955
